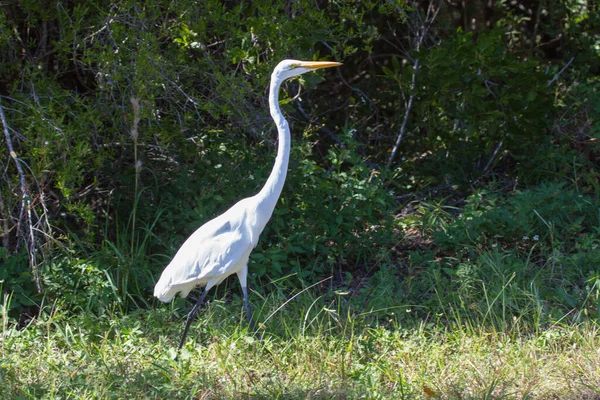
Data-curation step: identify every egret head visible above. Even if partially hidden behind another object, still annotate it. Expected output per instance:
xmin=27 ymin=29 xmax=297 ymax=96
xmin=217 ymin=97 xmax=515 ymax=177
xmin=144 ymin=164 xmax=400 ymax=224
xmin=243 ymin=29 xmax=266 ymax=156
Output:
xmin=272 ymin=59 xmax=342 ymax=82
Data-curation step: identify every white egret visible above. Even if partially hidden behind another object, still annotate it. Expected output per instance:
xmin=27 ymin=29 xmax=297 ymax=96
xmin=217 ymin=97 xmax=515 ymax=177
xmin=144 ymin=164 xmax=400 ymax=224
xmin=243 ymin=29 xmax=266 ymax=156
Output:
xmin=154 ymin=59 xmax=342 ymax=349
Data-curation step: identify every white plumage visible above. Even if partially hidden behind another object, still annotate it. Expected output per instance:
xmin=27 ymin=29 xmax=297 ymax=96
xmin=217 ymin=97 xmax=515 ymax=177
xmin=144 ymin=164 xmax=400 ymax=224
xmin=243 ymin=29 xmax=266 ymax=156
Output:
xmin=153 ymin=59 xmax=342 ymax=349
xmin=154 ymin=198 xmax=257 ymax=302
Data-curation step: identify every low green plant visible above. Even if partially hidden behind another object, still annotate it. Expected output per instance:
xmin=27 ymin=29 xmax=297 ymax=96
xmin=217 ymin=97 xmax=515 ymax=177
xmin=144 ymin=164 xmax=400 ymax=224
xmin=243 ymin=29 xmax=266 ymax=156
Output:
xmin=0 ymin=248 xmax=39 ymax=318
xmin=435 ymin=182 xmax=598 ymax=252
xmin=42 ymin=256 xmax=121 ymax=315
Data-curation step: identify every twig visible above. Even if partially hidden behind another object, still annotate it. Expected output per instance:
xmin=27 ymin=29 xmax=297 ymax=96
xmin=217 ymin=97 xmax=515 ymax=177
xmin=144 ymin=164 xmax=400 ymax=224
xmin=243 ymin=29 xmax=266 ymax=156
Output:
xmin=547 ymin=57 xmax=574 ymax=87
xmin=0 ymin=195 xmax=9 ymax=249
xmin=395 ymin=183 xmax=456 ymax=203
xmin=0 ymin=102 xmax=41 ymax=292
xmin=319 ymin=41 xmax=375 ymax=108
xmin=483 ymin=140 xmax=503 ymax=172
xmin=130 ymin=97 xmax=141 ymax=256
xmin=387 ymin=59 xmax=419 ymax=168
xmin=386 ymin=0 xmax=443 ymax=168
xmin=531 ymin=2 xmax=542 ymax=53
xmin=292 ymin=85 xmax=379 ymax=172
xmin=294 ymin=94 xmax=344 ymax=147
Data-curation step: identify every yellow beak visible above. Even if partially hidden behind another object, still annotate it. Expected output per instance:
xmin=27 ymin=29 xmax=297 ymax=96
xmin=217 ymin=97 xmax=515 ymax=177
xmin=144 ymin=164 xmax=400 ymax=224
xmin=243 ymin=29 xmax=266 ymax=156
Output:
xmin=297 ymin=61 xmax=343 ymax=70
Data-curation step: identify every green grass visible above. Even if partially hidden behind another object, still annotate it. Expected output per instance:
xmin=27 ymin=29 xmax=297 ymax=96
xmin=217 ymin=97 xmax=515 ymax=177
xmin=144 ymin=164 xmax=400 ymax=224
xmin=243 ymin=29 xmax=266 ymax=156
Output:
xmin=2 ymin=288 xmax=600 ymax=399
xmin=3 ymin=183 xmax=599 ymax=399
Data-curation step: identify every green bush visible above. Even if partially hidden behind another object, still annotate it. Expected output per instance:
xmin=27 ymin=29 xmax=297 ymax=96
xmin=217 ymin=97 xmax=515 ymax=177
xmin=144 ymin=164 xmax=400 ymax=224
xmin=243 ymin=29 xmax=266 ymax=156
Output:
xmin=385 ymin=29 xmax=555 ymax=186
xmin=42 ymin=256 xmax=121 ymax=314
xmin=0 ymin=0 xmax=599 ymax=324
xmin=254 ymin=137 xmax=396 ymax=282
xmin=435 ymin=182 xmax=598 ymax=251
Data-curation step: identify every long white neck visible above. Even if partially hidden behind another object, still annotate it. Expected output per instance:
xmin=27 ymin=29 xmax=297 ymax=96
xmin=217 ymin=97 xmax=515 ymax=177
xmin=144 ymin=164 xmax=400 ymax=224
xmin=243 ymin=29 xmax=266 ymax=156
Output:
xmin=255 ymin=73 xmax=290 ymax=223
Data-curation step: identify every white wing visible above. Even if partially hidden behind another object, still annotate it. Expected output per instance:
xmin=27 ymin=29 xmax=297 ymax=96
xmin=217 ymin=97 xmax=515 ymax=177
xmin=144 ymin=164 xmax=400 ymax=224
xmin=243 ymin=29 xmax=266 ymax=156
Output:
xmin=154 ymin=199 xmax=256 ymax=302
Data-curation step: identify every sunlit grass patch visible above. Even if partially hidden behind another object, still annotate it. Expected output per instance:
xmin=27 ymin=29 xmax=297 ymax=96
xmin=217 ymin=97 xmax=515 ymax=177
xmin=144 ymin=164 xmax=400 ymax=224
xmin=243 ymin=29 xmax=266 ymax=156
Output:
xmin=2 ymin=288 xmax=600 ymax=399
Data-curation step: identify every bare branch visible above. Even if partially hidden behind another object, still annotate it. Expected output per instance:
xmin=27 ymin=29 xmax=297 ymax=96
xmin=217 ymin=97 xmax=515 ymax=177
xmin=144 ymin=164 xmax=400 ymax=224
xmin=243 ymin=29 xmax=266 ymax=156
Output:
xmin=387 ymin=0 xmax=443 ymax=169
xmin=387 ymin=59 xmax=419 ymax=169
xmin=547 ymin=57 xmax=575 ymax=87
xmin=483 ymin=140 xmax=504 ymax=172
xmin=0 ymin=102 xmax=42 ymax=292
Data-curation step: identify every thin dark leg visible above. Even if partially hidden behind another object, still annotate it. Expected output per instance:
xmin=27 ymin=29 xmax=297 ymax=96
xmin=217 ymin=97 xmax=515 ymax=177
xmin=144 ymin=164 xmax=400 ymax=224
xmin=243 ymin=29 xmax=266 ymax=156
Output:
xmin=178 ymin=288 xmax=209 ymax=350
xmin=241 ymin=285 xmax=256 ymax=332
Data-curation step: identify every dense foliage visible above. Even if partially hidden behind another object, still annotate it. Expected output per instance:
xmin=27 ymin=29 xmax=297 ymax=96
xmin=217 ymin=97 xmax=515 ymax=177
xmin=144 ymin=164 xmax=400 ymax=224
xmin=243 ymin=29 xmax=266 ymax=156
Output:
xmin=1 ymin=0 xmax=599 ymax=328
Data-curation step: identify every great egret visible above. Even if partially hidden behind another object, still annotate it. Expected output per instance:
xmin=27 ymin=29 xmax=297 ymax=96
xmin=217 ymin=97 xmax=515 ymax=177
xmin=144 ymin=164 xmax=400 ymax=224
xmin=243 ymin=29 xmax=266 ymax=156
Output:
xmin=154 ymin=59 xmax=342 ymax=349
